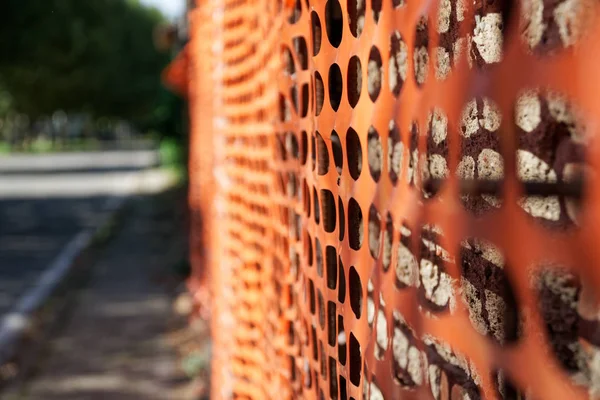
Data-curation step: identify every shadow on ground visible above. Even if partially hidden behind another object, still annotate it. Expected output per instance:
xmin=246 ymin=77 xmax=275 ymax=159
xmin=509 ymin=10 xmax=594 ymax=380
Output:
xmin=5 ymin=187 xmax=210 ymax=400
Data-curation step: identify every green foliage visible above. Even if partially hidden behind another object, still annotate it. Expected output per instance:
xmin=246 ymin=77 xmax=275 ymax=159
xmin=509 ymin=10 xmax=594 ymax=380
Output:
xmin=160 ymin=137 xmax=187 ymax=183
xmin=0 ymin=0 xmax=171 ymax=124
xmin=159 ymin=137 xmax=184 ymax=166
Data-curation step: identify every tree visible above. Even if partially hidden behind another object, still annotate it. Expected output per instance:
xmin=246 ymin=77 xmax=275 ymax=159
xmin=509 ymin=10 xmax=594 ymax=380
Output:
xmin=0 ymin=0 xmax=171 ymax=124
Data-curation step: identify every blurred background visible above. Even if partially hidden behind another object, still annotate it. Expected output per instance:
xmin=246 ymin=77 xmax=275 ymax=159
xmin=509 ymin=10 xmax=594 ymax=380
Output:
xmin=0 ymin=1 xmax=210 ymax=399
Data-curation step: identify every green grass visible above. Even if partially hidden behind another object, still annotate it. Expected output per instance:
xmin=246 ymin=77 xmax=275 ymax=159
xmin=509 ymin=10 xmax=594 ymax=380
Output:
xmin=0 ymin=138 xmax=104 ymax=154
xmin=0 ymin=142 xmax=10 ymax=154
xmin=159 ymin=138 xmax=187 ymax=185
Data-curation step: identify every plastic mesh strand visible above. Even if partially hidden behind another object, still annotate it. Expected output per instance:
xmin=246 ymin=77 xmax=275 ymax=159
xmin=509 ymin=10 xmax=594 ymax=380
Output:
xmin=187 ymin=0 xmax=600 ymax=398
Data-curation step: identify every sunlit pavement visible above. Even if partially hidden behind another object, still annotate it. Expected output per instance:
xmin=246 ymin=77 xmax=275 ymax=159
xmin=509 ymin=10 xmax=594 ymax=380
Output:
xmin=0 ymin=150 xmax=160 ymax=316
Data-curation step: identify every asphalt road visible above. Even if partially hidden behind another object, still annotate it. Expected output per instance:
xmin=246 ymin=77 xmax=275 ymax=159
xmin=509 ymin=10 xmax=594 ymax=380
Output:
xmin=0 ymin=151 xmax=160 ymax=316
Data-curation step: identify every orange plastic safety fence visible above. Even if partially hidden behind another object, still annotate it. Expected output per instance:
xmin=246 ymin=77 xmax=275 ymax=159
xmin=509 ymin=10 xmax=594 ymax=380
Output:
xmin=185 ymin=0 xmax=600 ymax=398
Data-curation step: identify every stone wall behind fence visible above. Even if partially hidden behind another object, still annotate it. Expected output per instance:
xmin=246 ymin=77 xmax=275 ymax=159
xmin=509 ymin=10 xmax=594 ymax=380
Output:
xmin=184 ymin=0 xmax=600 ymax=397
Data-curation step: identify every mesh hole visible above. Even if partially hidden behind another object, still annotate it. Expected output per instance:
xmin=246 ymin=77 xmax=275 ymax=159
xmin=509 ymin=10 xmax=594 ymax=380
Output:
xmin=314 ymin=187 xmax=321 ymax=224
xmin=368 ymin=204 xmax=381 ymax=259
xmin=326 ymin=245 xmax=337 ymax=289
xmin=349 ymin=332 xmax=362 ymax=386
xmin=339 ymin=375 xmax=348 ymax=400
xmin=284 ymin=46 xmax=295 ymax=76
xmin=291 ymin=85 xmax=299 ymax=114
xmin=460 ymin=238 xmax=519 ymax=344
xmin=312 ymin=11 xmax=322 ymax=56
xmin=338 ymin=196 xmax=346 ymax=241
xmin=325 ymin=0 xmax=344 ymax=48
xmin=315 ymin=71 xmax=325 ymax=115
xmin=286 ymin=132 xmax=299 ymax=159
xmin=322 ymin=189 xmax=336 ymax=232
xmin=395 ymin=222 xmax=416 ymax=289
xmin=346 ymin=127 xmax=363 ymax=180
xmin=328 ymin=301 xmax=337 ymax=346
xmin=389 ymin=31 xmax=408 ymax=97
xmin=306 ymin=230 xmax=313 ymax=266
xmin=304 ymin=179 xmax=311 ymax=217
xmin=372 ymin=0 xmax=381 ymax=22
xmin=318 ymin=289 xmax=326 ymax=329
xmin=329 ymin=357 xmax=338 ymax=399
xmin=280 ymin=93 xmax=291 ymax=122
xmin=301 ymin=130 xmax=308 ymax=165
xmin=311 ymin=132 xmax=317 ymax=170
xmin=320 ymin=340 xmax=327 ymax=378
xmin=348 ymin=0 xmax=365 ymax=38
xmin=413 ymin=17 xmax=429 ymax=87
xmin=300 ymin=83 xmax=309 ymax=117
xmin=348 ymin=197 xmax=364 ymax=250
xmin=309 ymin=278 xmax=316 ymax=314
xmin=338 ymin=256 xmax=346 ymax=302
xmin=288 ymin=0 xmax=302 ymax=23
xmin=367 ymin=47 xmax=382 ymax=101
xmin=382 ymin=213 xmax=393 ymax=272
xmin=388 ymin=120 xmax=402 ymax=184
xmin=332 ymin=130 xmax=343 ymax=175
xmin=391 ymin=311 xmax=420 ymax=387
xmin=349 ymin=266 xmax=363 ymax=318
xmin=367 ymin=126 xmax=382 ymax=182
xmin=338 ymin=315 xmax=347 ymax=365
xmin=329 ymin=63 xmax=343 ymax=111
xmin=317 ymin=131 xmax=330 ymax=175
xmin=293 ymin=36 xmax=309 ymax=70
xmin=536 ymin=266 xmax=581 ymax=372
xmin=316 ymin=237 xmax=324 ymax=277
xmin=312 ymin=325 xmax=319 ymax=361
xmin=347 ymin=56 xmax=362 ymax=108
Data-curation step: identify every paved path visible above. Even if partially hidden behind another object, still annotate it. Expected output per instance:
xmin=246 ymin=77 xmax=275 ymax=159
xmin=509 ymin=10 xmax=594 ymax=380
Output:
xmin=0 ymin=151 xmax=159 ymax=316
xmin=14 ymin=189 xmax=193 ymax=399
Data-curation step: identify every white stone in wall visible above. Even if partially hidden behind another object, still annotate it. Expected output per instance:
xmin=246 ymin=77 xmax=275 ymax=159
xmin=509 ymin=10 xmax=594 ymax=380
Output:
xmin=517 ymin=149 xmax=560 ymax=220
xmin=461 ymin=99 xmax=479 ymax=138
xmin=484 ymin=289 xmax=507 ymax=343
xmin=409 ymin=149 xmax=419 ymax=184
xmin=375 ymin=307 xmax=388 ymax=359
xmin=481 ymin=98 xmax=502 ymax=131
xmin=367 ymin=279 xmax=375 ymax=326
xmin=438 ymin=0 xmax=451 ymax=33
xmin=473 ymin=13 xmax=503 ymax=64
xmin=428 ymin=364 xmax=442 ymax=400
xmin=389 ymin=31 xmax=408 ymax=86
xmin=407 ymin=346 xmax=424 ymax=385
xmin=414 ymin=47 xmax=429 ymax=85
xmin=388 ymin=122 xmax=404 ymax=179
xmin=420 ymin=259 xmax=453 ymax=307
xmin=396 ymin=243 xmax=418 ymax=286
xmin=554 ymin=0 xmax=584 ymax=47
xmin=461 ymin=278 xmax=489 ymax=336
xmin=435 ymin=47 xmax=451 ymax=80
xmin=457 ymin=156 xmax=475 ymax=179
xmin=456 ymin=0 xmax=466 ymax=22
xmin=430 ymin=108 xmax=448 ymax=144
xmin=366 ymin=381 xmax=384 ymax=400
xmin=546 ymin=91 xmax=585 ymax=141
xmin=516 ymin=90 xmax=542 ymax=132
xmin=368 ymin=134 xmax=383 ymax=176
xmin=521 ymin=0 xmax=546 ymax=49
xmin=393 ymin=323 xmax=409 ymax=369
xmin=429 ymin=154 xmax=449 ymax=179
xmin=477 ymin=148 xmax=503 ymax=210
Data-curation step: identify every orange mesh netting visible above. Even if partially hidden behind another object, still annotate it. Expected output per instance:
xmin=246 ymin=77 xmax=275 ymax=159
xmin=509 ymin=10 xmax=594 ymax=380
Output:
xmin=181 ymin=0 xmax=600 ymax=397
